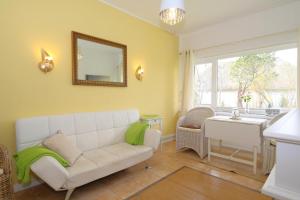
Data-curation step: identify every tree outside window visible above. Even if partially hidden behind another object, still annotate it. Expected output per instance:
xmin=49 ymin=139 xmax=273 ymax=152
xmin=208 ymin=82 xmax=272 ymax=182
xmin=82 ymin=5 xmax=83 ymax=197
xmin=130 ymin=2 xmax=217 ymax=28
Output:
xmin=218 ymin=48 xmax=297 ymax=109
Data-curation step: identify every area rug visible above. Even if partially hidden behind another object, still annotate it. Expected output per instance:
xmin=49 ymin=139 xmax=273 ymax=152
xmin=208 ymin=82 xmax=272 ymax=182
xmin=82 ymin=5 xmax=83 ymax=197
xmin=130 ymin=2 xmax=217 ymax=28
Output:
xmin=126 ymin=166 xmax=271 ymax=200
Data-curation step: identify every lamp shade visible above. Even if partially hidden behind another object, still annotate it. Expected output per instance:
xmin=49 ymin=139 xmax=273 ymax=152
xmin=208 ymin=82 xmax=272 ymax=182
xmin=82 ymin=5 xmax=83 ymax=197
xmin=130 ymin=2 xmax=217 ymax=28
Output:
xmin=160 ymin=0 xmax=185 ymax=11
xmin=160 ymin=0 xmax=185 ymax=26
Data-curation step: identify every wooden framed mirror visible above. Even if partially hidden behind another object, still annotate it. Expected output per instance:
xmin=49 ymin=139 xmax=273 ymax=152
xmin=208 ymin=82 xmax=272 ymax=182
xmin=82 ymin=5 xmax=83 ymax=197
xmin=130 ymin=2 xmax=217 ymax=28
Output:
xmin=72 ymin=31 xmax=127 ymax=87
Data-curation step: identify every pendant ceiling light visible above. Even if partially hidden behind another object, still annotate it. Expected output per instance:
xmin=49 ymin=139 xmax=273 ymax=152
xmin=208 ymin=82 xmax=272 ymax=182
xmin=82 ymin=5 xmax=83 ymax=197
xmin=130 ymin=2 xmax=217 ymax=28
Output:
xmin=160 ymin=0 xmax=185 ymax=26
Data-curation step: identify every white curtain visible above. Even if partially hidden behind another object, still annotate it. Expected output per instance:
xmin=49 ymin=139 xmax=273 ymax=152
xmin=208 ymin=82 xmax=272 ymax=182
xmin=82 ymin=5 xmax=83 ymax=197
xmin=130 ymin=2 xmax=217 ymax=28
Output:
xmin=297 ymin=28 xmax=300 ymax=108
xmin=180 ymin=50 xmax=194 ymax=114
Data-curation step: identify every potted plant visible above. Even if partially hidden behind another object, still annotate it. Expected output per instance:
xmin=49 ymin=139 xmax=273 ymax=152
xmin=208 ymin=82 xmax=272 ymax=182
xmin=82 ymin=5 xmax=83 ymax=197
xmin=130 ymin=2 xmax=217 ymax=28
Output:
xmin=241 ymin=94 xmax=252 ymax=114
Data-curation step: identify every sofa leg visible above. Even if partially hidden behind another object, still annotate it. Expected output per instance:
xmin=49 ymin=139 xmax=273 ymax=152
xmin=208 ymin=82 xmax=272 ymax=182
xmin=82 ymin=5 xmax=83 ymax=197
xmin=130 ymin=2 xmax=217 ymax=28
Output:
xmin=65 ymin=188 xmax=75 ymax=200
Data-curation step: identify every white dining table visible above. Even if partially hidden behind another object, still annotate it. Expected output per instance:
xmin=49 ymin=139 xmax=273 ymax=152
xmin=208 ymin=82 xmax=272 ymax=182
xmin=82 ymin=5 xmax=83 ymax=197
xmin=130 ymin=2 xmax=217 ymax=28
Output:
xmin=205 ymin=116 xmax=267 ymax=174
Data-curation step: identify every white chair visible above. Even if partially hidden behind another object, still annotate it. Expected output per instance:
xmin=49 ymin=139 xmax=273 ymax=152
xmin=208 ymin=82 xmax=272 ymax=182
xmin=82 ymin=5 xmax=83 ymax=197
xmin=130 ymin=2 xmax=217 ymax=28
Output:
xmin=176 ymin=107 xmax=215 ymax=159
xmin=263 ymin=112 xmax=287 ymax=174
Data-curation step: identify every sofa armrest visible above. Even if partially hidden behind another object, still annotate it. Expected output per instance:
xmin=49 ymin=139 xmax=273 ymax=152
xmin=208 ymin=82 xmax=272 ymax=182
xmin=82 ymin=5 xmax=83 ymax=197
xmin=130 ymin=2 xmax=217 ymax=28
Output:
xmin=144 ymin=129 xmax=162 ymax=151
xmin=31 ymin=156 xmax=69 ymax=191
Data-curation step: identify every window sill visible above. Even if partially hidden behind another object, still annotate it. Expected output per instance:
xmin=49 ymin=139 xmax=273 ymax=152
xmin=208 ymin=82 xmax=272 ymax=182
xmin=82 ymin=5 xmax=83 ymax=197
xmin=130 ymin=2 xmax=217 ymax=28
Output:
xmin=216 ymin=111 xmax=273 ymax=120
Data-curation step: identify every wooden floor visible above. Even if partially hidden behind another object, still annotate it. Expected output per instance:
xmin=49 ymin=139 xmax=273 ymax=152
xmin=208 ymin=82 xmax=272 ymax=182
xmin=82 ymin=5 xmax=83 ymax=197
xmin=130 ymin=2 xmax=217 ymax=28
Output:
xmin=129 ymin=167 xmax=270 ymax=200
xmin=15 ymin=141 xmax=270 ymax=200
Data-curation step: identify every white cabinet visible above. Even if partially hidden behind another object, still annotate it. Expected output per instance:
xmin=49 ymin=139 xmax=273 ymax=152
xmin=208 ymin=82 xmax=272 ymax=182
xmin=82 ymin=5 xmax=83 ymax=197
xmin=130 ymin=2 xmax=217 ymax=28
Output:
xmin=262 ymin=109 xmax=300 ymax=200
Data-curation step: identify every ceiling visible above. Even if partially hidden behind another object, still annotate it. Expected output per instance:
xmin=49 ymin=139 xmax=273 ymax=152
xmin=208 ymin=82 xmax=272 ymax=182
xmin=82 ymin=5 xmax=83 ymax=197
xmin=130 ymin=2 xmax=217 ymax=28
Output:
xmin=99 ymin=0 xmax=298 ymax=34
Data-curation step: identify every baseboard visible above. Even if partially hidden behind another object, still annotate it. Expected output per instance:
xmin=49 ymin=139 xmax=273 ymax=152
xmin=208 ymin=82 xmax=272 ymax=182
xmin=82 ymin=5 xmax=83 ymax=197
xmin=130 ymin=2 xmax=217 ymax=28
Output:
xmin=14 ymin=179 xmax=43 ymax=192
xmin=161 ymin=134 xmax=175 ymax=143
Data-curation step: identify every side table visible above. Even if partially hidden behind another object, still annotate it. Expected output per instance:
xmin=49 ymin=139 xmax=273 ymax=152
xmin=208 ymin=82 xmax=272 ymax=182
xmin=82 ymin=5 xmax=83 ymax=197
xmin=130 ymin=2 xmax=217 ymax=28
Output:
xmin=141 ymin=115 xmax=163 ymax=151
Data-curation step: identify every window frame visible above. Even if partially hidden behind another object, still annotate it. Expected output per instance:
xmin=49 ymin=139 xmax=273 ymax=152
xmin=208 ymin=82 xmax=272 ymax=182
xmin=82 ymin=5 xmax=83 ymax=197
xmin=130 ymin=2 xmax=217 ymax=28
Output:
xmin=193 ymin=43 xmax=298 ymax=114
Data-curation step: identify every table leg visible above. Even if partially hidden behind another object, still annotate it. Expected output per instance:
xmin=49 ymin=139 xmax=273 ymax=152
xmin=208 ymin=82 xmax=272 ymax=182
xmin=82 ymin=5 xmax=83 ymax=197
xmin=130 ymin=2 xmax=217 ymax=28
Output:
xmin=253 ymin=146 xmax=257 ymax=174
xmin=208 ymin=138 xmax=211 ymax=162
xmin=149 ymin=122 xmax=152 ymax=129
xmin=262 ymin=139 xmax=268 ymax=173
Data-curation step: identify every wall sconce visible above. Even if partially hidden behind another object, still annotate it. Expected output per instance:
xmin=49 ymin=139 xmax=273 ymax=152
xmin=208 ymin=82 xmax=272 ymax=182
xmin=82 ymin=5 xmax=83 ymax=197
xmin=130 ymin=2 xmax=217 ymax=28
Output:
xmin=135 ymin=65 xmax=144 ymax=81
xmin=39 ymin=49 xmax=54 ymax=73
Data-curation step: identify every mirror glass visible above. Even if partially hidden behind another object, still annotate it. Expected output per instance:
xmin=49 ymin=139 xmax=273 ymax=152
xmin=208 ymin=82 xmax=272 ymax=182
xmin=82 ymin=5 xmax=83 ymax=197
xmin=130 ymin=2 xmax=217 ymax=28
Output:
xmin=72 ymin=32 xmax=127 ymax=87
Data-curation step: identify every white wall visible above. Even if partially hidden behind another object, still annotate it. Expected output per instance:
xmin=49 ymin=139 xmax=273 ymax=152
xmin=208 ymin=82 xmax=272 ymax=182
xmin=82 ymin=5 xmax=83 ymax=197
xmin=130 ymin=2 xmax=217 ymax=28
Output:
xmin=179 ymin=1 xmax=300 ymax=52
xmin=192 ymin=31 xmax=298 ymax=60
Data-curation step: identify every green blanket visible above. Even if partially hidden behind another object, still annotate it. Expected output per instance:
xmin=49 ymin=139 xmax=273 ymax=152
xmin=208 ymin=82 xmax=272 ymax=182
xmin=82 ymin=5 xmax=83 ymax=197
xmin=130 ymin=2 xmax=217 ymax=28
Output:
xmin=14 ymin=146 xmax=69 ymax=184
xmin=125 ymin=122 xmax=149 ymax=145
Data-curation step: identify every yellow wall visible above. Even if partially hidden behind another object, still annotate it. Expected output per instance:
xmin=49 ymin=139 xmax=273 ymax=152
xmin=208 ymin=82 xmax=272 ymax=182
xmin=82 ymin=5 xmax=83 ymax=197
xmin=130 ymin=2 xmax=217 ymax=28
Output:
xmin=0 ymin=0 xmax=179 ymax=155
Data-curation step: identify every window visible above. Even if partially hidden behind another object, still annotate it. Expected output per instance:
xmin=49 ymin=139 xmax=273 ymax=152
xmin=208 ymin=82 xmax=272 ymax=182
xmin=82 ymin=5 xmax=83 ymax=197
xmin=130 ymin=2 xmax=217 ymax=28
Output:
xmin=193 ymin=63 xmax=212 ymax=106
xmin=193 ymin=45 xmax=298 ymax=112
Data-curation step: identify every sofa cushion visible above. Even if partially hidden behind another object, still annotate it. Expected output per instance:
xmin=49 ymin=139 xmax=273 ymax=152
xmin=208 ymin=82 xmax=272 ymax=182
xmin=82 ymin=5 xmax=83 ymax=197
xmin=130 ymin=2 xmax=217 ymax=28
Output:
xmin=183 ymin=110 xmax=203 ymax=127
xmin=83 ymin=149 xmax=120 ymax=167
xmin=74 ymin=113 xmax=96 ymax=134
xmin=43 ymin=131 xmax=82 ymax=166
xmin=113 ymin=127 xmax=128 ymax=144
xmin=113 ymin=111 xmax=129 ymax=128
xmin=101 ymin=143 xmax=152 ymax=158
xmin=16 ymin=117 xmax=50 ymax=150
xmin=48 ymin=115 xmax=75 ymax=136
xmin=97 ymin=129 xmax=115 ymax=148
xmin=180 ymin=124 xmax=201 ymax=129
xmin=95 ymin=112 xmax=114 ymax=130
xmin=66 ymin=157 xmax=97 ymax=178
xmin=127 ymin=110 xmax=140 ymax=123
xmin=76 ymin=131 xmax=98 ymax=152
xmin=177 ymin=126 xmax=202 ymax=133
xmin=64 ymin=143 xmax=153 ymax=189
xmin=83 ymin=143 xmax=152 ymax=167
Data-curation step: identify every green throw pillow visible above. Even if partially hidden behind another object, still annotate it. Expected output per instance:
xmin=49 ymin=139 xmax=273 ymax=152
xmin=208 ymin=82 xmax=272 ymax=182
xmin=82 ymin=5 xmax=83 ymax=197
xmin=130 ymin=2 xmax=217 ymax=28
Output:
xmin=125 ymin=122 xmax=149 ymax=145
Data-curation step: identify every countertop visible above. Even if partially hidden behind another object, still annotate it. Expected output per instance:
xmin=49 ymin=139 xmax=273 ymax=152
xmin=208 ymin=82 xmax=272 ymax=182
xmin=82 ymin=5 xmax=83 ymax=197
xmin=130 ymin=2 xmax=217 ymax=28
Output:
xmin=263 ymin=109 xmax=300 ymax=144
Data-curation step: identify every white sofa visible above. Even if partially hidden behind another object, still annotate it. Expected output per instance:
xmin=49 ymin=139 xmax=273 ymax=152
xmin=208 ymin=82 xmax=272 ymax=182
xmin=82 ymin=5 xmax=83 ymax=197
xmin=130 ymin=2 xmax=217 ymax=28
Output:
xmin=16 ymin=109 xmax=161 ymax=200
